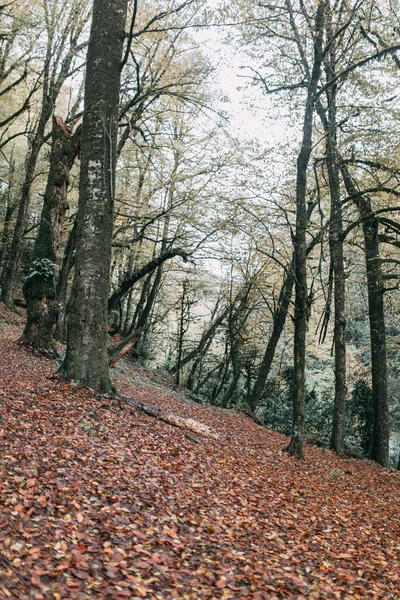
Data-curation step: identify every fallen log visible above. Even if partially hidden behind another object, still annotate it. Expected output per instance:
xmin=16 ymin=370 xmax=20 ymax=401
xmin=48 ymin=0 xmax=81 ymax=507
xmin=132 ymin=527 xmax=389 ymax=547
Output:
xmin=108 ymin=328 xmax=142 ymax=367
xmin=119 ymin=394 xmax=219 ymax=440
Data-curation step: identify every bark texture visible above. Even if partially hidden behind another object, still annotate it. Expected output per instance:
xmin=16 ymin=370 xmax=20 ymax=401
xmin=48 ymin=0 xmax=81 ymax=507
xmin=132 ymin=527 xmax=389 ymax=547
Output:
xmin=327 ymin=152 xmax=346 ymax=453
xmin=340 ymin=165 xmax=389 ymax=467
xmin=287 ymin=1 xmax=325 ymax=460
xmin=322 ymin=15 xmax=347 ymax=454
xmin=22 ymin=118 xmax=79 ymax=351
xmin=362 ymin=208 xmax=389 ymax=466
xmin=59 ymin=0 xmax=128 ymax=392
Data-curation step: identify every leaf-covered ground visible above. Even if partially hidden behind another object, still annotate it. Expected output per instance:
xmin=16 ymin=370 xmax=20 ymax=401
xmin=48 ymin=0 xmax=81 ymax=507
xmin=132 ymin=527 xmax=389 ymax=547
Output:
xmin=0 ymin=305 xmax=399 ymax=600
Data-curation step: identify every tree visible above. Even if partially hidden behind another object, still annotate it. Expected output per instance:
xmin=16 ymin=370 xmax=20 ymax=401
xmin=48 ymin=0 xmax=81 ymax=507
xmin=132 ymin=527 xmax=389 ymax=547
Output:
xmin=21 ymin=117 xmax=79 ymax=351
xmin=230 ymin=0 xmax=399 ymax=465
xmin=340 ymin=164 xmax=391 ymax=466
xmin=0 ymin=2 xmax=37 ymax=136
xmin=286 ymin=0 xmax=326 ymax=459
xmin=59 ymin=0 xmax=129 ymax=392
xmin=0 ymin=0 xmax=89 ymax=305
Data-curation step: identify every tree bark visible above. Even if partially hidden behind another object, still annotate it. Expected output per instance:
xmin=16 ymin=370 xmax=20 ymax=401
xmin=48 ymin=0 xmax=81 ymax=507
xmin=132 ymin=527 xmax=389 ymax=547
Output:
xmin=327 ymin=144 xmax=346 ymax=454
xmin=59 ymin=0 xmax=128 ymax=393
xmin=363 ymin=212 xmax=389 ymax=466
xmin=322 ymin=13 xmax=347 ymax=454
xmin=287 ymin=1 xmax=325 ymax=460
xmin=22 ymin=118 xmax=79 ymax=351
xmin=340 ymin=165 xmax=389 ymax=467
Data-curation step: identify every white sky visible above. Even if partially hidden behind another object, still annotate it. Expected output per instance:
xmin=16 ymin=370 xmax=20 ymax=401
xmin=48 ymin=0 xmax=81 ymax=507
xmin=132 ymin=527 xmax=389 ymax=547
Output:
xmin=193 ymin=19 xmax=297 ymax=149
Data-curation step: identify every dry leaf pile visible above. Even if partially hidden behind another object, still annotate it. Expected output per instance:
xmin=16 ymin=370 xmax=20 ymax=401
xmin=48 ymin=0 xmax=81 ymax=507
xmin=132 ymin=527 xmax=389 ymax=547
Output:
xmin=0 ymin=305 xmax=399 ymax=599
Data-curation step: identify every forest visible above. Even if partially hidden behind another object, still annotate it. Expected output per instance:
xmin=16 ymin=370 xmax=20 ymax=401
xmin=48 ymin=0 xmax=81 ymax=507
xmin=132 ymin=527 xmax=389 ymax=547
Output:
xmin=0 ymin=0 xmax=400 ymax=597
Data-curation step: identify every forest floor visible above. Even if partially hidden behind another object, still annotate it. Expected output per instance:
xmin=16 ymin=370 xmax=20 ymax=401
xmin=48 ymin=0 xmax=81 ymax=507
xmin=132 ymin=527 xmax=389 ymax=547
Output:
xmin=0 ymin=305 xmax=399 ymax=600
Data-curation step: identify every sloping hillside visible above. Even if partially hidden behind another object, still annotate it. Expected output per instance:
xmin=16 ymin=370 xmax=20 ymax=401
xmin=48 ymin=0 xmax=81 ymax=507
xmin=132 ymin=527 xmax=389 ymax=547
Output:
xmin=0 ymin=305 xmax=399 ymax=599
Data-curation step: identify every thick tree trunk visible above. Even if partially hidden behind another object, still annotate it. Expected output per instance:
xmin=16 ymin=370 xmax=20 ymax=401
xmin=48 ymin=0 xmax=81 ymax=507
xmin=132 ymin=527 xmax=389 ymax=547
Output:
xmin=22 ymin=118 xmax=79 ymax=351
xmin=287 ymin=1 xmax=325 ymax=459
xmin=59 ymin=0 xmax=128 ymax=393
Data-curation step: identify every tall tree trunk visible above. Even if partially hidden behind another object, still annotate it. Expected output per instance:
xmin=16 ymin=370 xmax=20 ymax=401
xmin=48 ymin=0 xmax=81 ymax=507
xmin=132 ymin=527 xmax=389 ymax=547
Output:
xmin=322 ymin=12 xmax=347 ymax=454
xmin=327 ymin=147 xmax=346 ymax=454
xmin=340 ymin=165 xmax=389 ymax=467
xmin=362 ymin=209 xmax=389 ymax=466
xmin=287 ymin=1 xmax=326 ymax=459
xmin=22 ymin=118 xmax=79 ymax=350
xmin=59 ymin=0 xmax=128 ymax=393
